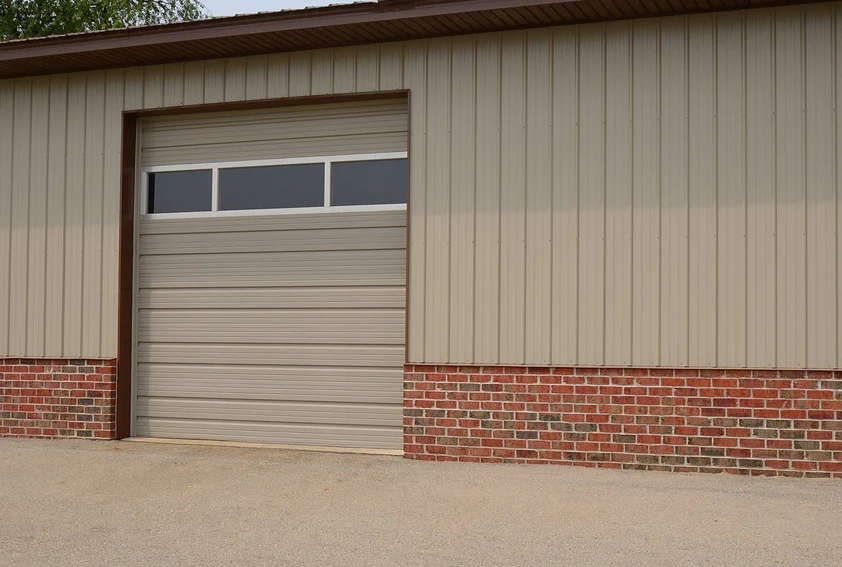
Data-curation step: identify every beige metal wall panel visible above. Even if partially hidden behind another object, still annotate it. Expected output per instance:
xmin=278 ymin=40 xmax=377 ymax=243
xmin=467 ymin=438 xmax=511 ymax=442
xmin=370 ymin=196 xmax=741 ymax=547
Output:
xmin=140 ymin=100 xmax=408 ymax=167
xmin=82 ymin=72 xmax=106 ymax=355
xmin=379 ymin=44 xmax=403 ymax=91
xmin=423 ymin=40 xmax=452 ymax=363
xmin=0 ymin=82 xmax=13 ymax=353
xmin=333 ymin=47 xmax=356 ymax=94
xmin=100 ymin=71 xmax=123 ymax=357
xmin=63 ymin=75 xmax=87 ymax=356
xmin=203 ymin=59 xmax=225 ymax=104
xmin=473 ymin=33 xmax=501 ymax=364
xmin=289 ymin=52 xmax=311 ymax=97
xmin=9 ymin=79 xmax=31 ymax=355
xmin=776 ymin=8 xmax=808 ymax=368
xmin=745 ymin=12 xmax=777 ymax=367
xmin=357 ymin=45 xmax=380 ymax=92
xmin=838 ymin=8 xmax=842 ymax=370
xmin=266 ymin=54 xmax=289 ymax=98
xmin=550 ymin=26 xmax=580 ymax=366
xmin=631 ymin=20 xmax=661 ymax=367
xmin=577 ymin=26 xmax=606 ymax=366
xmin=449 ymin=36 xmax=477 ymax=363
xmin=224 ymin=58 xmax=246 ymax=102
xmin=183 ymin=62 xmax=204 ymax=105
xmin=687 ymin=15 xmax=719 ymax=366
xmin=245 ymin=55 xmax=268 ymax=100
xmin=604 ymin=22 xmax=633 ymax=366
xmin=143 ymin=65 xmax=164 ymax=109
xmin=311 ymin=49 xmax=333 ymax=95
xmin=499 ymin=32 xmax=527 ymax=364
xmin=124 ymin=67 xmax=144 ymax=110
xmin=805 ymin=4 xmax=837 ymax=368
xmin=163 ymin=63 xmax=184 ymax=107
xmin=44 ymin=75 xmax=68 ymax=355
xmin=659 ymin=17 xmax=690 ymax=367
xmin=717 ymin=13 xmax=748 ymax=368
xmin=26 ymin=77 xmax=49 ymax=354
xmin=524 ymin=29 xmax=553 ymax=365
xmin=404 ymin=41 xmax=427 ymax=363
xmin=136 ymin=211 xmax=406 ymax=450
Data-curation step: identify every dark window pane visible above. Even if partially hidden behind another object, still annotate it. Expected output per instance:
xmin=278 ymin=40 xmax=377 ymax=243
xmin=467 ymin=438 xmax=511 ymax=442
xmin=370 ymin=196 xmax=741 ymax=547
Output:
xmin=148 ymin=170 xmax=212 ymax=213
xmin=219 ymin=163 xmax=325 ymax=211
xmin=330 ymin=159 xmax=407 ymax=207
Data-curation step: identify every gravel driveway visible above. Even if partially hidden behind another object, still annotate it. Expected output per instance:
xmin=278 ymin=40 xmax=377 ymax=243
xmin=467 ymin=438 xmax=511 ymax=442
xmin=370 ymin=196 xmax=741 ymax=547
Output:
xmin=2 ymin=439 xmax=841 ymax=567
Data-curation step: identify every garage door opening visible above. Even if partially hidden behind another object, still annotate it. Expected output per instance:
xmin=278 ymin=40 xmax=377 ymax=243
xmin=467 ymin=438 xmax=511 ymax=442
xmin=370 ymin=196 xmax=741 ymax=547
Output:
xmin=132 ymin=98 xmax=408 ymax=452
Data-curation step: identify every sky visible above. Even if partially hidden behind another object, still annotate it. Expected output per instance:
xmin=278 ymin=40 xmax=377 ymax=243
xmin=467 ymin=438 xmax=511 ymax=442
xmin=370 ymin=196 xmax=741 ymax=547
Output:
xmin=202 ymin=0 xmax=359 ymax=17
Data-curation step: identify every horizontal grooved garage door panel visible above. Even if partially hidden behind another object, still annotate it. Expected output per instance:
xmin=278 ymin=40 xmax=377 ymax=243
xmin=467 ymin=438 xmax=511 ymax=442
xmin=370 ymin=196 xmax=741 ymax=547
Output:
xmin=138 ymin=249 xmax=406 ymax=288
xmin=143 ymin=134 xmax=408 ymax=166
xmin=136 ymin=398 xmax=401 ymax=427
xmin=139 ymin=226 xmax=407 ymax=255
xmin=136 ymin=365 xmax=402 ymax=403
xmin=137 ymin=309 xmax=406 ymax=345
xmin=143 ymin=115 xmax=407 ymax=147
xmin=137 ymin=343 xmax=406 ymax=367
xmin=134 ymin=419 xmax=402 ymax=450
xmin=142 ymin=100 xmax=405 ymax=131
xmin=137 ymin=287 xmax=406 ymax=310
xmin=140 ymin=99 xmax=408 ymax=167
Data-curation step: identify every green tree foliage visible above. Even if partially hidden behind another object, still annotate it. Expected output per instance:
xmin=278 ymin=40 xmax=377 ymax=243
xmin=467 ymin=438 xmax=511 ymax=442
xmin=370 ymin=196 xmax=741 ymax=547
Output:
xmin=0 ymin=0 xmax=209 ymax=41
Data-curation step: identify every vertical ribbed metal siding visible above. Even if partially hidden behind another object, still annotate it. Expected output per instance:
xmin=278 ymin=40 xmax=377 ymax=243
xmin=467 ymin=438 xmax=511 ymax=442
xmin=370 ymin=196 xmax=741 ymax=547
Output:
xmin=404 ymin=2 xmax=842 ymax=370
xmin=0 ymin=71 xmax=125 ymax=358
xmin=409 ymin=4 xmax=842 ymax=368
xmin=0 ymin=3 xmax=839 ymax=369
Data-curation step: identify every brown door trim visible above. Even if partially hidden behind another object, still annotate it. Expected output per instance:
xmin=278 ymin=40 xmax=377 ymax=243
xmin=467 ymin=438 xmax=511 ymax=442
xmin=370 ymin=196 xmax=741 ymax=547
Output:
xmin=114 ymin=90 xmax=411 ymax=438
xmin=115 ymin=112 xmax=137 ymax=439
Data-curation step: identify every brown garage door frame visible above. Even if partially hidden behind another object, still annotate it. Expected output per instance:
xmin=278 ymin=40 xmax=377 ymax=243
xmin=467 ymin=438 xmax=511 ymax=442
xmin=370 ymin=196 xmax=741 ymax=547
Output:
xmin=115 ymin=89 xmax=411 ymax=439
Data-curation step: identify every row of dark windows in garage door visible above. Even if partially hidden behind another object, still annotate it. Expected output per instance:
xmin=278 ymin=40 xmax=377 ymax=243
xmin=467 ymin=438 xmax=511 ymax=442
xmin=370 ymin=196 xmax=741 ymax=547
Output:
xmin=146 ymin=156 xmax=408 ymax=214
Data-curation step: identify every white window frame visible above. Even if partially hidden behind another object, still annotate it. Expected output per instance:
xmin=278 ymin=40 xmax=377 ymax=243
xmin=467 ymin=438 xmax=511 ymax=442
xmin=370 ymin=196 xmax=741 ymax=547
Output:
xmin=140 ymin=151 xmax=408 ymax=219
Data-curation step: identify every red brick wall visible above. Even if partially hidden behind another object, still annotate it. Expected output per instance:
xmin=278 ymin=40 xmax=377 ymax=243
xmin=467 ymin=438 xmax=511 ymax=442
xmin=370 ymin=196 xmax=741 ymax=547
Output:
xmin=404 ymin=365 xmax=842 ymax=478
xmin=0 ymin=358 xmax=116 ymax=439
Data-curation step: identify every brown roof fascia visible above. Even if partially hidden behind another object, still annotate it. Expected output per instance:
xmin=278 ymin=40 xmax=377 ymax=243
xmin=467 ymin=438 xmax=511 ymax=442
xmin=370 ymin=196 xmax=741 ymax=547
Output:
xmin=0 ymin=0 xmax=579 ymax=60
xmin=0 ymin=0 xmax=830 ymax=79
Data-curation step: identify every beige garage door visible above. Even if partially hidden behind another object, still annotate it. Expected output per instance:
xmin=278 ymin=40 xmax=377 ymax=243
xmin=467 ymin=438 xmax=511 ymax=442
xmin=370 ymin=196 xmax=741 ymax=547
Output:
xmin=133 ymin=99 xmax=407 ymax=451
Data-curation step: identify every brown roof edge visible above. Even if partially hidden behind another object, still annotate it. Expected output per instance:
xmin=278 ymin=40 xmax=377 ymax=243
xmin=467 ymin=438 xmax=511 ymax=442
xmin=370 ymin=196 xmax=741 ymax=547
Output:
xmin=0 ymin=0 xmax=578 ymax=59
xmin=0 ymin=0 xmax=828 ymax=79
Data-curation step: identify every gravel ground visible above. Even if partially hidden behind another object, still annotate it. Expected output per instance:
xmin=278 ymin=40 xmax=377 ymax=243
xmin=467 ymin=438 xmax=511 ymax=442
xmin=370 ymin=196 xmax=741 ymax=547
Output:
xmin=2 ymin=438 xmax=841 ymax=567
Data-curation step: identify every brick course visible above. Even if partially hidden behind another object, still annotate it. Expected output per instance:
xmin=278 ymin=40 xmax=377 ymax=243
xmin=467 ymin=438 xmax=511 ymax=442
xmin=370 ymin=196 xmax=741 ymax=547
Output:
xmin=0 ymin=358 xmax=116 ymax=439
xmin=404 ymin=365 xmax=842 ymax=478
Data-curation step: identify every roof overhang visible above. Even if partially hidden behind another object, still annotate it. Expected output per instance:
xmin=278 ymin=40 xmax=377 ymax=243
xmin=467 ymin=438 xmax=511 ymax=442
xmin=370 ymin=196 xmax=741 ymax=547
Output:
xmin=0 ymin=0 xmax=828 ymax=80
